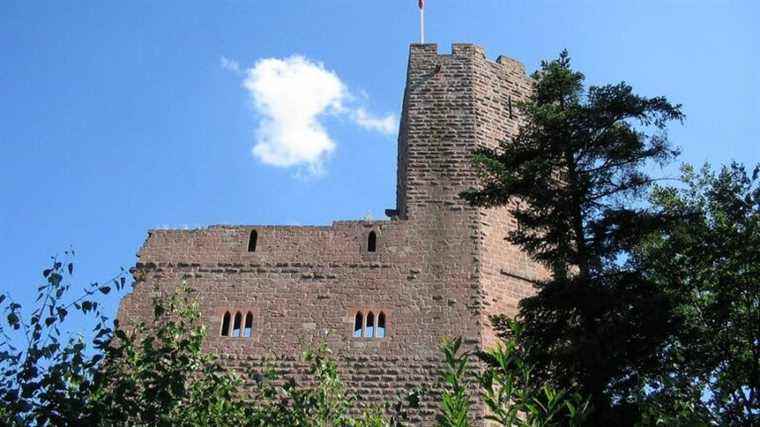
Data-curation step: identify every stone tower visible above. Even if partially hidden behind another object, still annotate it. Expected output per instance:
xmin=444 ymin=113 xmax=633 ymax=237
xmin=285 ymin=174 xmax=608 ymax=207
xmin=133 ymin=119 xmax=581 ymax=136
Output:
xmin=118 ymin=43 xmax=545 ymax=424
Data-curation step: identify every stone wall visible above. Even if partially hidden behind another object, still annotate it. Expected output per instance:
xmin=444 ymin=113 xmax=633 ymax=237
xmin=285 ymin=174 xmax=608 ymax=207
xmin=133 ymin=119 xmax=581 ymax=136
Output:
xmin=118 ymin=43 xmax=545 ymax=425
xmin=119 ymin=217 xmax=481 ymax=423
xmin=470 ymin=49 xmax=548 ymax=348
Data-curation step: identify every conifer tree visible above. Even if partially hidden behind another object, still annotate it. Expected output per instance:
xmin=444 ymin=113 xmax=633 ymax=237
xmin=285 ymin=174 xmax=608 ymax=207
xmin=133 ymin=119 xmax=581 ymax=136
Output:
xmin=462 ymin=51 xmax=684 ymax=423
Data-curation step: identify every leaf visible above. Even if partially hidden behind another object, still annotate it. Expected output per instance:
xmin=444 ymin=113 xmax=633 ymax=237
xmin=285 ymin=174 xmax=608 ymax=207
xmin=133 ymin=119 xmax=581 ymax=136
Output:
xmin=49 ymin=272 xmax=63 ymax=286
xmin=99 ymin=286 xmax=111 ymax=295
xmin=67 ymin=263 xmax=73 ymax=275
xmin=7 ymin=313 xmax=19 ymax=328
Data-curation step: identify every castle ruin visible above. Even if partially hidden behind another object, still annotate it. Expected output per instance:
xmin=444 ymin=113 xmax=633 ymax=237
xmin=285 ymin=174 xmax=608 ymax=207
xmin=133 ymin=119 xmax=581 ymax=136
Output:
xmin=118 ymin=43 xmax=546 ymax=424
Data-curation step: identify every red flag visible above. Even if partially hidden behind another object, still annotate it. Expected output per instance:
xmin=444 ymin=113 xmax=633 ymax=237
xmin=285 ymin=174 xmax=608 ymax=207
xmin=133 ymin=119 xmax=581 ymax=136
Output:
xmin=419 ymin=0 xmax=424 ymax=9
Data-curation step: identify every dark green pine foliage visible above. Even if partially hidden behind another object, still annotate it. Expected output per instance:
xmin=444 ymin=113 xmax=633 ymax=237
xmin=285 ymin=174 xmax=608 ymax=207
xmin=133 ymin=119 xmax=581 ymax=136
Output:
xmin=462 ymin=51 xmax=684 ymax=423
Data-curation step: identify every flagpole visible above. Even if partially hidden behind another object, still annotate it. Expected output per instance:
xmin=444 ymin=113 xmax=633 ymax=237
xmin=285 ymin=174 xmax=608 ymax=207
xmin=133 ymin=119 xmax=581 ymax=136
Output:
xmin=420 ymin=6 xmax=425 ymax=43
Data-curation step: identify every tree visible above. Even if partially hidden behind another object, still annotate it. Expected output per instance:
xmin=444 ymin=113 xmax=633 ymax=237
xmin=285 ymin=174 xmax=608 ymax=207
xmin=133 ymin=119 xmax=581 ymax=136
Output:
xmin=247 ymin=344 xmax=421 ymax=427
xmin=0 ymin=255 xmax=420 ymax=426
xmin=438 ymin=337 xmax=472 ymax=427
xmin=462 ymin=50 xmax=684 ymax=423
xmin=0 ymin=254 xmax=130 ymax=425
xmin=83 ymin=283 xmax=253 ymax=426
xmin=0 ymin=256 xmax=255 ymax=426
xmin=438 ymin=330 xmax=591 ymax=427
xmin=634 ymin=163 xmax=760 ymax=425
xmin=479 ymin=319 xmax=591 ymax=427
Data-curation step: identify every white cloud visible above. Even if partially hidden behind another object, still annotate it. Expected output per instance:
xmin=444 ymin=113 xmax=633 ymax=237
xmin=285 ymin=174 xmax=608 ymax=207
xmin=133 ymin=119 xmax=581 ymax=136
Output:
xmin=241 ymin=55 xmax=396 ymax=175
xmin=220 ymin=56 xmax=241 ymax=74
xmin=244 ymin=56 xmax=345 ymax=174
xmin=352 ymin=108 xmax=398 ymax=135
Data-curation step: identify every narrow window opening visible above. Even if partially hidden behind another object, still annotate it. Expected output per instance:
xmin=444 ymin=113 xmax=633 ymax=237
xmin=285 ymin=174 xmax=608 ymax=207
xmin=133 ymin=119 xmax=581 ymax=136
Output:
xmin=243 ymin=312 xmax=253 ymax=337
xmin=377 ymin=312 xmax=386 ymax=338
xmin=366 ymin=312 xmax=375 ymax=338
xmin=248 ymin=230 xmax=258 ymax=252
xmin=353 ymin=312 xmax=363 ymax=337
xmin=368 ymin=231 xmax=377 ymax=253
xmin=221 ymin=312 xmax=231 ymax=336
xmin=232 ymin=312 xmax=242 ymax=337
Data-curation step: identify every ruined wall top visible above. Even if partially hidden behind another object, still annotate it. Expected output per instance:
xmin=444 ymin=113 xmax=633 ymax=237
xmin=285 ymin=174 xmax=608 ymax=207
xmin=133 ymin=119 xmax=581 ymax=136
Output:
xmin=395 ymin=43 xmax=532 ymax=219
xmin=407 ymin=43 xmax=528 ymax=77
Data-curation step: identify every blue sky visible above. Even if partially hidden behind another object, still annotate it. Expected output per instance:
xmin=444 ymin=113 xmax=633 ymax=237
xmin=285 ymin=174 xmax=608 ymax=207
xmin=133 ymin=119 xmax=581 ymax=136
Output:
xmin=1 ymin=1 xmax=758 ymax=326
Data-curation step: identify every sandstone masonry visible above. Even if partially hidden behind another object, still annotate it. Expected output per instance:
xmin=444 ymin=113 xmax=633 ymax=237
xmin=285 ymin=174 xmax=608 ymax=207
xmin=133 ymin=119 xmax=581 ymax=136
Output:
xmin=118 ymin=43 xmax=546 ymax=425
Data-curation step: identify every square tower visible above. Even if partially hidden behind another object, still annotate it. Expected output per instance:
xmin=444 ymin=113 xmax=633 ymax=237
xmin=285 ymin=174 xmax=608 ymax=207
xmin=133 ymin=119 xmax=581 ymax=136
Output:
xmin=396 ymin=44 xmax=544 ymax=347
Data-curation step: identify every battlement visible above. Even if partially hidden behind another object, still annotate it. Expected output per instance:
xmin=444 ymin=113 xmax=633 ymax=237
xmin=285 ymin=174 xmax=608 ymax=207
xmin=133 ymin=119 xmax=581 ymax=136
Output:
xmin=408 ymin=43 xmax=528 ymax=77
